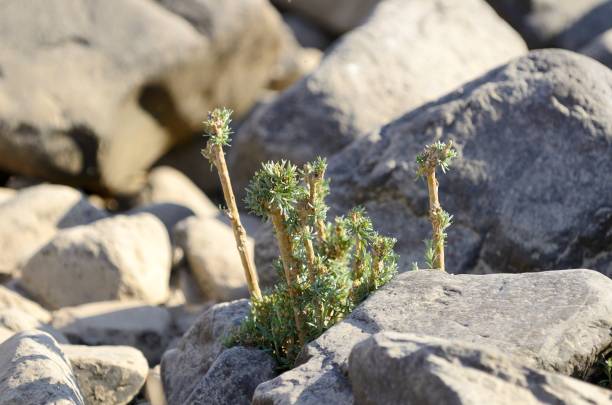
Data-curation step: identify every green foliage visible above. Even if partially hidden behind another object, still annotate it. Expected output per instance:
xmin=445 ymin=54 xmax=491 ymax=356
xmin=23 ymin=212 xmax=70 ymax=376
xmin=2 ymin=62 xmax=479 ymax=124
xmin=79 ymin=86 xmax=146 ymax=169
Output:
xmin=416 ymin=140 xmax=457 ymax=179
xmin=203 ymin=107 xmax=233 ymax=147
xmin=229 ymin=158 xmax=398 ymax=368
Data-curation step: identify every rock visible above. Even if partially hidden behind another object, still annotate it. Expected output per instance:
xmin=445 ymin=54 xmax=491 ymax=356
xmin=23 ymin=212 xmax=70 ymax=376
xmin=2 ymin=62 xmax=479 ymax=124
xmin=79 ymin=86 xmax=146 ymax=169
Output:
xmin=486 ymin=0 xmax=610 ymax=48
xmin=0 ymin=184 xmax=106 ymax=276
xmin=581 ymin=29 xmax=612 ymax=68
xmin=22 ymin=213 xmax=171 ymax=309
xmin=52 ymin=301 xmax=172 ymax=365
xmin=0 ymin=331 xmax=84 ymax=405
xmin=161 ymin=299 xmax=249 ymax=405
xmin=281 ymin=13 xmax=332 ymax=50
xmin=272 ymin=0 xmax=380 ymax=35
xmin=253 ymin=269 xmax=612 ymax=404
xmin=350 ymin=332 xmax=612 ymax=405
xmin=253 ymin=222 xmax=282 ymax=289
xmin=229 ymin=0 xmax=526 ymax=195
xmin=173 ymin=217 xmax=252 ymax=302
xmin=137 ymin=166 xmax=218 ymax=218
xmin=0 ymin=308 xmax=67 ymax=344
xmin=554 ymin=1 xmax=612 ymax=51
xmin=0 ymin=284 xmax=51 ymax=323
xmin=128 ymin=203 xmax=196 ymax=238
xmin=268 ymin=47 xmax=322 ymax=91
xmin=184 ymin=346 xmax=276 ymax=405
xmin=63 ymin=344 xmax=148 ymax=405
xmin=145 ymin=366 xmax=167 ymax=405
xmin=326 ymin=49 xmax=612 ymax=275
xmin=0 ymin=187 xmax=15 ymax=203
xmin=0 ymin=0 xmax=286 ymax=194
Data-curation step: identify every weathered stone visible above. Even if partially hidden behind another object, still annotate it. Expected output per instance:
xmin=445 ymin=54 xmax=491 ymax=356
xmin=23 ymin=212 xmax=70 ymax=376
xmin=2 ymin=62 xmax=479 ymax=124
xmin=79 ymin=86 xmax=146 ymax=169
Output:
xmin=325 ymin=49 xmax=612 ymax=275
xmin=184 ymin=346 xmax=276 ymax=405
xmin=581 ymin=29 xmax=612 ymax=69
xmin=161 ymin=299 xmax=249 ymax=405
xmin=0 ymin=331 xmax=84 ymax=405
xmin=137 ymin=166 xmax=218 ymax=218
xmin=52 ymin=301 xmax=172 ymax=365
xmin=63 ymin=344 xmax=148 ymax=405
xmin=22 ymin=213 xmax=171 ymax=309
xmin=0 ymin=284 xmax=51 ymax=322
xmin=350 ymin=332 xmax=612 ymax=405
xmin=272 ymin=0 xmax=380 ymax=34
xmin=0 ymin=308 xmax=67 ymax=344
xmin=229 ymin=0 xmax=526 ymax=196
xmin=0 ymin=184 xmax=106 ymax=276
xmin=0 ymin=0 xmax=286 ymax=193
xmin=173 ymin=216 xmax=252 ymax=302
xmin=253 ymin=269 xmax=612 ymax=404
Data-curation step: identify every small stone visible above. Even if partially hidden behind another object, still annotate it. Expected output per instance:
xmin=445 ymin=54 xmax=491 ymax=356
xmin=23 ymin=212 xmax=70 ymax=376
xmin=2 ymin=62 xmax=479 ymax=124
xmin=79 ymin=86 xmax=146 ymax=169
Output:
xmin=63 ymin=344 xmax=148 ymax=405
xmin=145 ymin=365 xmax=167 ymax=405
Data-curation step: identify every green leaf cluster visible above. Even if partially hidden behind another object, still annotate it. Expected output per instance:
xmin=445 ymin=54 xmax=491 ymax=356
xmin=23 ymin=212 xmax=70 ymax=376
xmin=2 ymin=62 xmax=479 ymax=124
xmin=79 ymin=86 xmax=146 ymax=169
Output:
xmin=229 ymin=158 xmax=398 ymax=368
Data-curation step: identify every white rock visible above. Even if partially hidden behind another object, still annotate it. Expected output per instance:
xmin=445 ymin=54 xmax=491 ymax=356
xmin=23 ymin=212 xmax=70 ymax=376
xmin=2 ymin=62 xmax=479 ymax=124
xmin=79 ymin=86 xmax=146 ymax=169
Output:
xmin=145 ymin=365 xmax=167 ymax=405
xmin=0 ymin=284 xmax=51 ymax=322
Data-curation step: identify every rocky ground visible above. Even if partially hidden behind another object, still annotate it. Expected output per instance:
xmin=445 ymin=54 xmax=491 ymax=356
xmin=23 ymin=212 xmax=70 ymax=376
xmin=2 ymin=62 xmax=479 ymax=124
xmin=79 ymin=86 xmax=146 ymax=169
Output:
xmin=0 ymin=0 xmax=610 ymax=404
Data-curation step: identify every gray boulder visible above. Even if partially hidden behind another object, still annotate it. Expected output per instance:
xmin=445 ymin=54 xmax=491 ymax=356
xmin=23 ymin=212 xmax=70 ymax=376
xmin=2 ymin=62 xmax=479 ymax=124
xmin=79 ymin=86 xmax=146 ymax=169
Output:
xmin=253 ymin=269 xmax=612 ymax=404
xmin=161 ymin=299 xmax=249 ymax=405
xmin=183 ymin=346 xmax=276 ymax=405
xmin=229 ymin=0 xmax=526 ymax=196
xmin=22 ymin=213 xmax=171 ymax=309
xmin=0 ymin=331 xmax=84 ymax=405
xmin=52 ymin=301 xmax=172 ymax=365
xmin=63 ymin=344 xmax=149 ymax=405
xmin=0 ymin=0 xmax=286 ymax=193
xmin=326 ymin=49 xmax=612 ymax=275
xmin=581 ymin=29 xmax=612 ymax=69
xmin=0 ymin=184 xmax=106 ymax=276
xmin=350 ymin=332 xmax=612 ymax=405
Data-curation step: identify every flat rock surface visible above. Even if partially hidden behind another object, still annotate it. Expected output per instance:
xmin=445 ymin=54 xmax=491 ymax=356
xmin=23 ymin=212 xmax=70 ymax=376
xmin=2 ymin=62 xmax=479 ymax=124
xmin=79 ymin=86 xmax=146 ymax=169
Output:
xmin=52 ymin=300 xmax=172 ymax=365
xmin=0 ymin=331 xmax=84 ymax=405
xmin=350 ymin=332 xmax=612 ymax=405
xmin=326 ymin=49 xmax=612 ymax=276
xmin=229 ymin=0 xmax=526 ymax=196
xmin=253 ymin=269 xmax=612 ymax=404
xmin=64 ymin=344 xmax=149 ymax=405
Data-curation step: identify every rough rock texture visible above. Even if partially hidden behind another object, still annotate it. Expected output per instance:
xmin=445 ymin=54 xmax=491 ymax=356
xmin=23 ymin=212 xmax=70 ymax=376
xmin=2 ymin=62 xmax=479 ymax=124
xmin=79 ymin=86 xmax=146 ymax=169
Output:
xmin=229 ymin=0 xmax=526 ymax=196
xmin=326 ymin=49 xmax=612 ymax=275
xmin=137 ymin=166 xmax=217 ymax=217
xmin=173 ymin=217 xmax=252 ymax=302
xmin=272 ymin=0 xmax=380 ymax=34
xmin=161 ymin=299 xmax=249 ymax=405
xmin=22 ymin=213 xmax=172 ymax=309
xmin=350 ymin=332 xmax=612 ymax=405
xmin=0 ymin=284 xmax=51 ymax=323
xmin=183 ymin=346 xmax=277 ymax=405
xmin=253 ymin=269 xmax=612 ymax=404
xmin=0 ymin=308 xmax=67 ymax=344
xmin=0 ymin=331 xmax=84 ymax=405
xmin=64 ymin=344 xmax=148 ymax=405
xmin=0 ymin=0 xmax=286 ymax=193
xmin=581 ymin=29 xmax=612 ymax=69
xmin=486 ymin=0 xmax=610 ymax=48
xmin=52 ymin=301 xmax=172 ymax=365
xmin=0 ymin=184 xmax=106 ymax=276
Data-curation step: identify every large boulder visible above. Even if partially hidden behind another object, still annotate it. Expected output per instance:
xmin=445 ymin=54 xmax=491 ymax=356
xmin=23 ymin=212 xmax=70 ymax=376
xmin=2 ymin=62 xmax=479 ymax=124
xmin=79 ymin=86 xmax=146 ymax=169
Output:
xmin=272 ymin=0 xmax=380 ymax=35
xmin=183 ymin=346 xmax=277 ymax=405
xmin=0 ymin=284 xmax=51 ymax=323
xmin=229 ymin=0 xmax=526 ymax=195
xmin=173 ymin=216 xmax=252 ymax=302
xmin=0 ymin=331 xmax=84 ymax=405
xmin=21 ymin=213 xmax=171 ymax=309
xmin=0 ymin=308 xmax=67 ymax=344
xmin=0 ymin=0 xmax=286 ymax=194
xmin=0 ymin=184 xmax=106 ymax=276
xmin=63 ymin=344 xmax=149 ymax=405
xmin=52 ymin=301 xmax=172 ymax=365
xmin=350 ymin=332 xmax=612 ymax=405
xmin=253 ymin=269 xmax=612 ymax=404
xmin=326 ymin=49 xmax=612 ymax=275
xmin=161 ymin=299 xmax=249 ymax=405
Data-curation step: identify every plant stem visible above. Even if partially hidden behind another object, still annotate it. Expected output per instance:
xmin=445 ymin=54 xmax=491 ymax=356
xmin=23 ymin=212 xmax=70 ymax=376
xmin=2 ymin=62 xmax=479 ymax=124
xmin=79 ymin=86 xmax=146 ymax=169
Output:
xmin=270 ymin=210 xmax=306 ymax=347
xmin=210 ymin=144 xmax=263 ymax=299
xmin=307 ymin=173 xmax=327 ymax=243
xmin=426 ymin=169 xmax=445 ymax=272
